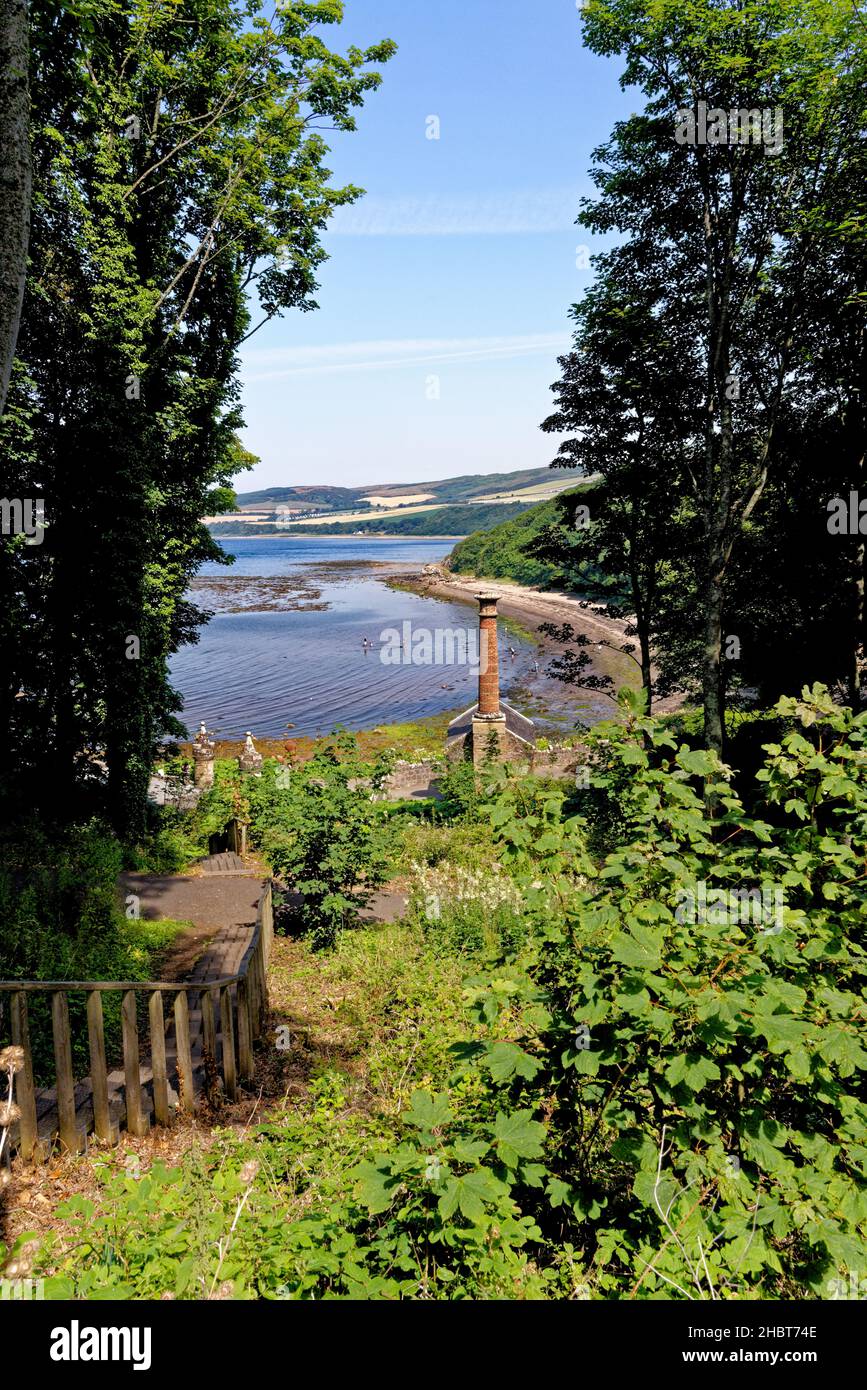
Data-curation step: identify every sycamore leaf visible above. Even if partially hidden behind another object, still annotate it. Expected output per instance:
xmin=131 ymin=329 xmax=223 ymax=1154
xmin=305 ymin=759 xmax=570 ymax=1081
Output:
xmin=438 ymin=1170 xmax=504 ymax=1225
xmin=451 ymin=1137 xmax=490 ymax=1164
xmin=352 ymin=1159 xmax=401 ymax=1215
xmin=487 ymin=1041 xmax=541 ymax=1083
xmin=665 ymin=1053 xmax=721 ymax=1091
xmin=547 ymin=1177 xmax=573 ymax=1208
xmin=491 ymin=1110 xmax=546 ymax=1167
xmin=404 ymin=1090 xmax=452 ymax=1132
xmin=611 ymin=925 xmax=662 ymax=970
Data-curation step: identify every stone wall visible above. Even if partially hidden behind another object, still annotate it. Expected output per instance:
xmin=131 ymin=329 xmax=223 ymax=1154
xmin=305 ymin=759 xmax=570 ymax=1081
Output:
xmin=380 ymin=761 xmax=440 ymax=800
xmin=529 ymin=746 xmax=587 ymax=780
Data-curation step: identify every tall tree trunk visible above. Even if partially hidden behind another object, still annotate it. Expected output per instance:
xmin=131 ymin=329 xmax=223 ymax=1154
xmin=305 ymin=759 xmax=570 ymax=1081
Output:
xmin=0 ymin=0 xmax=31 ymax=416
xmin=639 ymin=628 xmax=653 ymax=714
xmin=702 ymin=558 xmax=725 ymax=756
xmin=851 ymin=534 xmax=865 ymax=711
xmin=629 ymin=573 xmax=654 ymax=713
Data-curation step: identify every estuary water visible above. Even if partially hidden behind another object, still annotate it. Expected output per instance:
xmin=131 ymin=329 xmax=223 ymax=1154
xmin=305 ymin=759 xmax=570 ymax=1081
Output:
xmin=168 ymin=537 xmax=541 ymax=741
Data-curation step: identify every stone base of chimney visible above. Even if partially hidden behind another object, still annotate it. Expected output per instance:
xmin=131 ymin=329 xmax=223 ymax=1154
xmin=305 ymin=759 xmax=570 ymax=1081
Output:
xmin=471 ymin=713 xmax=508 ymax=768
xmin=192 ymin=753 xmax=215 ymax=790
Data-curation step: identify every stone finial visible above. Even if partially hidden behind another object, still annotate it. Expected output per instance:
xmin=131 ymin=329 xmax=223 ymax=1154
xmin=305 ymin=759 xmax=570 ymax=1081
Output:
xmin=239 ymin=730 xmax=264 ymax=776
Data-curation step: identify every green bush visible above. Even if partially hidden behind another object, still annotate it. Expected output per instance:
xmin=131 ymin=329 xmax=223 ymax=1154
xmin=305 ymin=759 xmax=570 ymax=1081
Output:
xmin=451 ymin=685 xmax=867 ymax=1298
xmin=247 ymin=733 xmax=393 ymax=949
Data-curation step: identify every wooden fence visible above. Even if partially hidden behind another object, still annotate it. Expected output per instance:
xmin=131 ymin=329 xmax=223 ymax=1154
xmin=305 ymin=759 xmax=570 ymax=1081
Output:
xmin=0 ymin=882 xmax=274 ymax=1160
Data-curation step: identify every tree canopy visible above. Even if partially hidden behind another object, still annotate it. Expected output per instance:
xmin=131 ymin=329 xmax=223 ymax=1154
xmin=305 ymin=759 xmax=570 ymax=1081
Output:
xmin=0 ymin=0 xmax=394 ymax=836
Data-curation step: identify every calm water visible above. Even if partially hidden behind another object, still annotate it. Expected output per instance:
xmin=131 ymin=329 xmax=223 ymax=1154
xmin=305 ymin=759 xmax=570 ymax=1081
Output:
xmin=169 ymin=538 xmax=542 ymax=740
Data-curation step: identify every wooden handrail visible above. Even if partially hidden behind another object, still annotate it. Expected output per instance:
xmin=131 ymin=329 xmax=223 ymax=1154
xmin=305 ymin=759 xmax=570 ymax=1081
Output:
xmin=0 ymin=978 xmax=248 ymax=993
xmin=0 ymin=880 xmax=274 ymax=1159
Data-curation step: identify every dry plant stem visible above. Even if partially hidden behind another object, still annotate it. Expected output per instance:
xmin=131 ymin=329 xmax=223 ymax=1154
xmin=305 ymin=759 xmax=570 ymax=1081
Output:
xmin=652 ymin=1125 xmax=705 ymax=1299
xmin=696 ymin=1235 xmax=717 ymax=1301
xmin=207 ymin=1182 xmax=254 ymax=1299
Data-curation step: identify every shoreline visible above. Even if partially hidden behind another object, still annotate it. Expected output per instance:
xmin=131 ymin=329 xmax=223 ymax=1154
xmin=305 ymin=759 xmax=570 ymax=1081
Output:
xmin=207 ymin=532 xmax=470 ymax=542
xmin=392 ymin=564 xmax=685 ymax=716
xmin=170 ymin=556 xmax=684 ymax=756
xmin=393 ymin=564 xmax=634 ymax=644
xmin=392 ymin=563 xmax=641 ymax=684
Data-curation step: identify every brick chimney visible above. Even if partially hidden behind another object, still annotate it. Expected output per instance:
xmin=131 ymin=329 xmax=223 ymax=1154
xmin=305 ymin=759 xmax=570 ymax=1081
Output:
xmin=477 ymin=593 xmax=501 ymax=715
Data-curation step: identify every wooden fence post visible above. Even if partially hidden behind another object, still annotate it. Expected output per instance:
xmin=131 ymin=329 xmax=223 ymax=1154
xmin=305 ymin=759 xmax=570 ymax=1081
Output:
xmin=51 ymin=992 xmax=80 ymax=1153
xmin=201 ymin=988 xmax=216 ymax=1062
xmin=219 ymin=987 xmax=237 ymax=1101
xmin=248 ymin=954 xmax=260 ymax=1041
xmin=262 ymin=882 xmax=273 ymax=971
xmin=149 ymin=991 xmax=170 ymax=1126
xmin=237 ymin=978 xmax=253 ymax=1081
xmin=173 ymin=991 xmax=194 ymax=1111
xmin=86 ymin=990 xmax=113 ymax=1144
xmin=121 ymin=991 xmax=148 ymax=1137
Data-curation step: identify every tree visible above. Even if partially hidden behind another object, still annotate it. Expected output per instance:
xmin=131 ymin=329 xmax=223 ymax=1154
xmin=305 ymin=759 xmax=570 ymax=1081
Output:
xmin=0 ymin=0 xmax=31 ymax=414
xmin=578 ymin=0 xmax=867 ymax=751
xmin=247 ymin=734 xmax=392 ymax=950
xmin=0 ymin=0 xmax=394 ymax=837
xmin=536 ymin=263 xmax=700 ymax=709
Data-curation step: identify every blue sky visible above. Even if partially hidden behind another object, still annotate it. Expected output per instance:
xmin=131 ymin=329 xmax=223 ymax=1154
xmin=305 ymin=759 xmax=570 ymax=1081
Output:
xmin=237 ymin=0 xmax=634 ymax=491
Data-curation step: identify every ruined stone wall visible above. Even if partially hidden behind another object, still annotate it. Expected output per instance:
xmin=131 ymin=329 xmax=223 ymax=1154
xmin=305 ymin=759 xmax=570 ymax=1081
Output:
xmin=530 ymin=747 xmax=586 ymax=780
xmin=380 ymin=761 xmax=440 ymax=800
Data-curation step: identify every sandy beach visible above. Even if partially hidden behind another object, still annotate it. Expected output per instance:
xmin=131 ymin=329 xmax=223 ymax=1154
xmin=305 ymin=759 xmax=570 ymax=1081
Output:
xmin=393 ymin=563 xmax=685 ymax=717
xmin=397 ymin=564 xmax=633 ymax=643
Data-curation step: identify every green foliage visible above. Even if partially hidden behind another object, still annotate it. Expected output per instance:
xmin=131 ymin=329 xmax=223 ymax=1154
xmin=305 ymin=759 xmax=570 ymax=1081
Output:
xmin=247 ymin=733 xmax=393 ymax=949
xmin=21 ymin=690 xmax=867 ymax=1299
xmin=125 ymin=803 xmax=212 ymax=874
xmin=448 ymin=486 xmax=602 ymax=589
xmin=436 ymin=759 xmax=485 ymax=822
xmin=1 ymin=0 xmax=394 ymax=838
xmin=410 ymin=855 xmax=528 ymax=961
xmin=1 ymin=822 xmax=138 ymax=982
xmin=456 ymin=685 xmax=867 ymax=1298
xmin=25 ymin=920 xmax=550 ymax=1300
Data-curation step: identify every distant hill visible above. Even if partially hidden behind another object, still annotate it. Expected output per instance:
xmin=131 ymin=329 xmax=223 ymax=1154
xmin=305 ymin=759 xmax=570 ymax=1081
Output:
xmin=447 ymin=498 xmax=566 ymax=588
xmin=208 ymin=502 xmax=530 ymax=539
xmin=232 ymin=485 xmax=364 ymax=511
xmin=205 ymin=466 xmax=587 ymax=539
xmin=232 ymin=466 xmax=571 ymax=514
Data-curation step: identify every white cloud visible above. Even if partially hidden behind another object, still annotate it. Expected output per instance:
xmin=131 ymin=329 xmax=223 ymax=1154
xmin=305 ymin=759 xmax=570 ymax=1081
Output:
xmin=242 ymin=333 xmax=572 ymax=382
xmin=327 ymin=188 xmax=581 ymax=237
